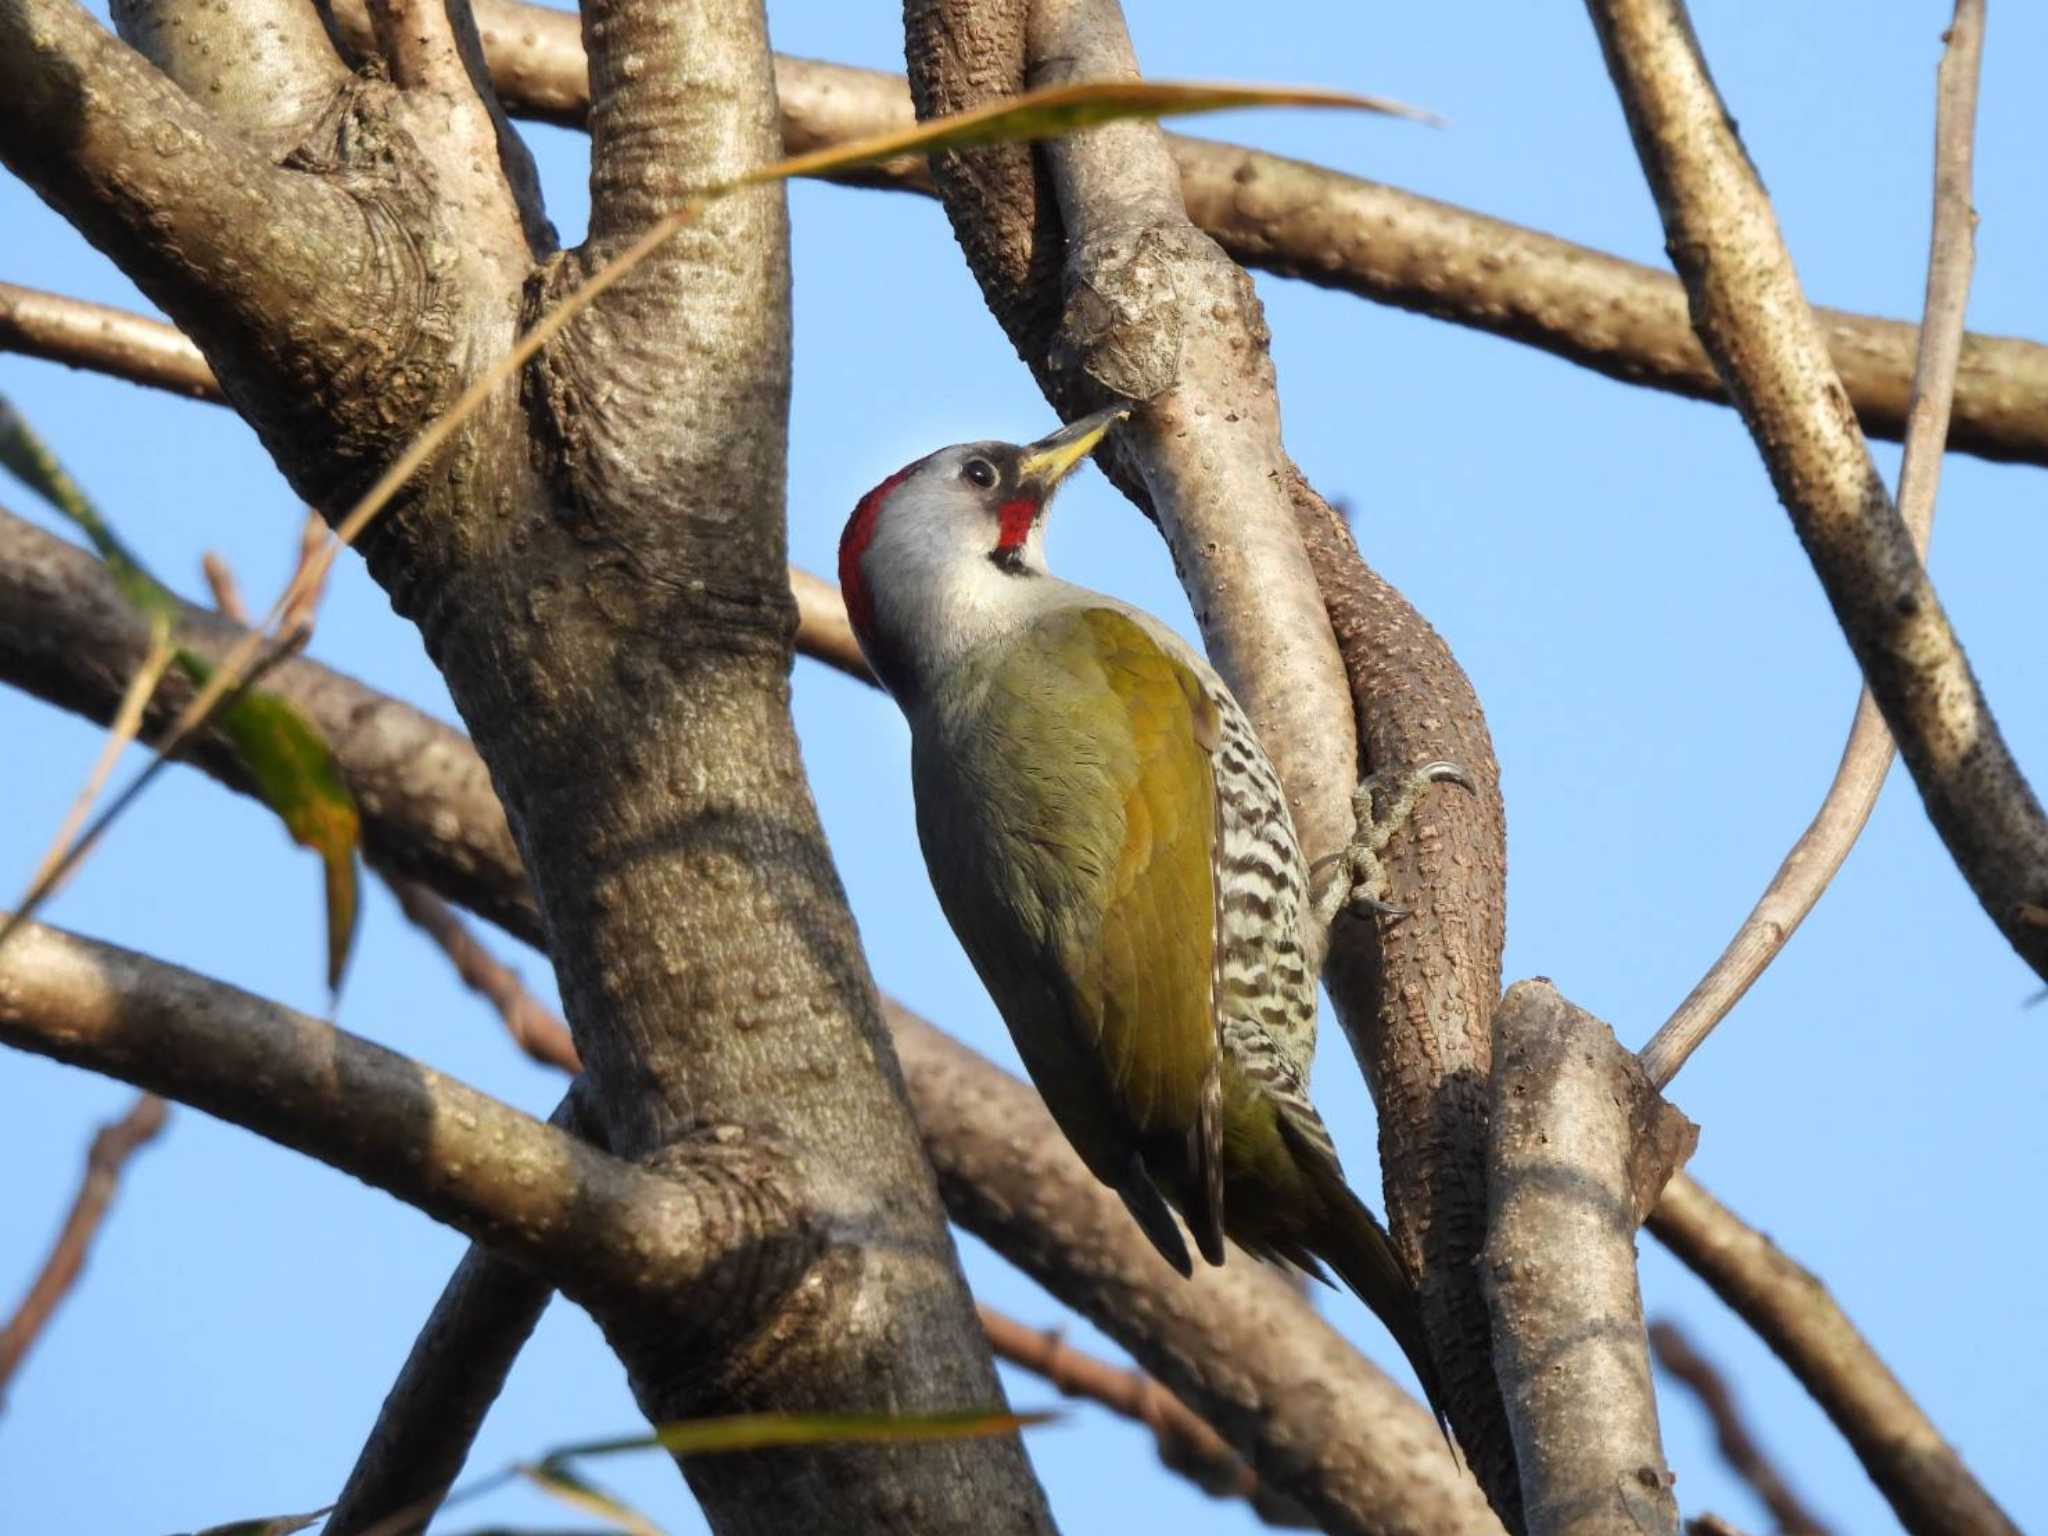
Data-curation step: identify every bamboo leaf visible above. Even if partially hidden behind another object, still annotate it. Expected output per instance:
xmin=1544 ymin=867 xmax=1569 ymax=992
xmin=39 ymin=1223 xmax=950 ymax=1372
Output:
xmin=187 ymin=1508 xmax=328 ymax=1536
xmin=546 ymin=1407 xmax=1057 ymax=1463
xmin=517 ymin=1463 xmax=668 ymax=1536
xmin=748 ymin=78 xmax=1438 ymax=187
xmin=175 ymin=652 xmax=363 ymax=991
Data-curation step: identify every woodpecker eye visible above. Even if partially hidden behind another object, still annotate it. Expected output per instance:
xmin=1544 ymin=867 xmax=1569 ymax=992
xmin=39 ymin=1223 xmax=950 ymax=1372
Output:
xmin=961 ymin=457 xmax=998 ymax=490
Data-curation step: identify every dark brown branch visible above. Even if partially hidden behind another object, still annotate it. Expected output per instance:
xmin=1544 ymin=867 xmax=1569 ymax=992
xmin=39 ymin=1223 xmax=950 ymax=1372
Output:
xmin=0 ymin=1091 xmax=167 ymax=1398
xmin=382 ymin=872 xmax=577 ymax=1072
xmin=1648 ymin=1320 xmax=1832 ymax=1536
xmin=1648 ymin=1174 xmax=2018 ymax=1536
xmin=1586 ymin=0 xmax=2048 ymax=983
xmin=325 ymin=0 xmax=2048 ymax=469
xmin=0 ymin=919 xmax=808 ymax=1319
xmin=1481 ymin=982 xmax=1693 ymax=1535
xmin=1637 ymin=0 xmax=1987 ymax=1087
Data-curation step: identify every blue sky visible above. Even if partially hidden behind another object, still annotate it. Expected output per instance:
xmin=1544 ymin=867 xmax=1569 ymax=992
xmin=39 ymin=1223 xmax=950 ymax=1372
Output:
xmin=2 ymin=3 xmax=2043 ymax=1532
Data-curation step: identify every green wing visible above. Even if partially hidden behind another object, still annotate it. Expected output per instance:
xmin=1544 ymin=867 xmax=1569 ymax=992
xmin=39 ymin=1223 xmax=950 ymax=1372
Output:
xmin=914 ymin=607 xmax=1226 ymax=1268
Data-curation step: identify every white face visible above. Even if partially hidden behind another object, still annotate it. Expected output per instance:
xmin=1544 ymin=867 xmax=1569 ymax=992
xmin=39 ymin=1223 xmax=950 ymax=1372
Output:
xmin=839 ymin=441 xmax=1058 ymax=705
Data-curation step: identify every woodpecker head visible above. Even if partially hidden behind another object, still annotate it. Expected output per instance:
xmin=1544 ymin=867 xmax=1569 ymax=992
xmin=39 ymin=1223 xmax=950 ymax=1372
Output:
xmin=839 ymin=406 xmax=1128 ymax=700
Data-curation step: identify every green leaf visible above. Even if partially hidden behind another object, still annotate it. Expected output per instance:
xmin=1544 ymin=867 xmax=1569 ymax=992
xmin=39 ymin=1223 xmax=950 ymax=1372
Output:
xmin=0 ymin=393 xmax=173 ymax=621
xmin=546 ymin=1407 xmax=1058 ymax=1463
xmin=175 ymin=651 xmax=362 ymax=991
xmin=186 ymin=1508 xmax=328 ymax=1536
xmin=517 ymin=1464 xmax=668 ymax=1536
xmin=747 ymin=78 xmax=1438 ymax=189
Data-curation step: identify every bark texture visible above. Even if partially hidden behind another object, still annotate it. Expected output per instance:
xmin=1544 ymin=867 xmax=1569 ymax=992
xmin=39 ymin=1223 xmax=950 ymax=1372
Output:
xmin=901 ymin=0 xmax=1513 ymax=1507
xmin=1482 ymin=982 xmax=1695 ymax=1536
xmin=0 ymin=0 xmax=1048 ymax=1527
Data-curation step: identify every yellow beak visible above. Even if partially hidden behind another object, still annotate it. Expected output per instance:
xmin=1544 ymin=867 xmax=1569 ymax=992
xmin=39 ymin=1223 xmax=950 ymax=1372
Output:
xmin=1017 ymin=405 xmax=1130 ymax=490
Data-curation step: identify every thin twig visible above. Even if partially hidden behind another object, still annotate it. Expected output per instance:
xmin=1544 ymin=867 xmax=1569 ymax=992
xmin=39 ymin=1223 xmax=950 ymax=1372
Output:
xmin=0 ymin=1091 xmax=168 ymax=1398
xmin=1648 ymin=1172 xmax=2018 ymax=1536
xmin=382 ymin=871 xmax=579 ymax=1073
xmin=278 ymin=511 xmax=333 ymax=641
xmin=25 ymin=631 xmax=175 ymax=897
xmin=977 ymin=1306 xmax=1310 ymax=1526
xmin=1638 ymin=0 xmax=1988 ymax=1087
xmin=201 ymin=551 xmax=250 ymax=623
xmin=1649 ymin=1319 xmax=1832 ymax=1536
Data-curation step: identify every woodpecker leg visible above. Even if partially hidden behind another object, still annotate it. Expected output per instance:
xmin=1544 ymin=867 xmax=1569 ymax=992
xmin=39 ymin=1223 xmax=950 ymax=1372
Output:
xmin=1312 ymin=760 xmax=1473 ymax=927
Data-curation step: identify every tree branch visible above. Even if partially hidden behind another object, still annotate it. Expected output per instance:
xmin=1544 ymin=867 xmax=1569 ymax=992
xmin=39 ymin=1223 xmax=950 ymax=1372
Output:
xmin=0 ymin=920 xmax=812 ymax=1322
xmin=1481 ymin=982 xmax=1694 ymax=1535
xmin=0 ymin=504 xmax=1498 ymax=1534
xmin=318 ymin=0 xmax=2048 ymax=468
xmin=111 ymin=0 xmax=349 ymax=144
xmin=1585 ymin=0 xmax=2048 ymax=983
xmin=1648 ymin=1320 xmax=1832 ymax=1536
xmin=1637 ymin=0 xmax=1987 ymax=1087
xmin=0 ymin=1090 xmax=167 ymax=1399
xmin=1647 ymin=1174 xmax=2018 ymax=1536
xmin=326 ymin=1089 xmax=589 ymax=1536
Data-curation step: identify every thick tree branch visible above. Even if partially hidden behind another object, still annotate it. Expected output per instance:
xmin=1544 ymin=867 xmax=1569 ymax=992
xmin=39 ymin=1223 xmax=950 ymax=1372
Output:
xmin=1637 ymin=0 xmax=1986 ymax=1087
xmin=314 ymin=0 xmax=2048 ymax=468
xmin=111 ymin=0 xmax=349 ymax=144
xmin=1585 ymin=0 xmax=2048 ymax=982
xmin=1481 ymin=982 xmax=1693 ymax=1536
xmin=0 ymin=1090 xmax=167 ymax=1400
xmin=0 ymin=506 xmax=1498 ymax=1534
xmin=900 ymin=13 xmax=1511 ymax=1502
xmin=0 ymin=921 xmax=811 ymax=1321
xmin=1648 ymin=1175 xmax=2018 ymax=1536
xmin=1648 ymin=1320 xmax=1833 ymax=1536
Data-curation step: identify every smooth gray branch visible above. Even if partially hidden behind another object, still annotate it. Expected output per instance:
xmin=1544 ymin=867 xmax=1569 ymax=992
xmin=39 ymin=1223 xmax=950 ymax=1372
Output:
xmin=1482 ymin=982 xmax=1694 ymax=1536
xmin=1648 ymin=1174 xmax=2018 ymax=1536
xmin=1637 ymin=0 xmax=1988 ymax=1087
xmin=1585 ymin=0 xmax=2048 ymax=982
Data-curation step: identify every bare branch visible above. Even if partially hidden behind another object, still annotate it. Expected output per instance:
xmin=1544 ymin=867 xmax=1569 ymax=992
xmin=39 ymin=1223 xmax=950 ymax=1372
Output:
xmin=1638 ymin=0 xmax=1987 ymax=1087
xmin=383 ymin=870 xmax=578 ymax=1073
xmin=1648 ymin=1320 xmax=1832 ymax=1536
xmin=976 ymin=1305 xmax=1312 ymax=1527
xmin=0 ymin=502 xmax=1495 ymax=1529
xmin=312 ymin=0 xmax=2048 ymax=466
xmin=0 ymin=918 xmax=809 ymax=1321
xmin=0 ymin=1091 xmax=167 ymax=1398
xmin=327 ymin=1089 xmax=590 ymax=1536
xmin=1482 ymin=982 xmax=1694 ymax=1535
xmin=1586 ymin=0 xmax=2048 ymax=981
xmin=0 ymin=284 xmax=221 ymax=400
xmin=1648 ymin=1174 xmax=2019 ymax=1536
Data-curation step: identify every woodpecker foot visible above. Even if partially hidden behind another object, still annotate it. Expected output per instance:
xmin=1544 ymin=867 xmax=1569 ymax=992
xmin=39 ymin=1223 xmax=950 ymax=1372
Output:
xmin=1312 ymin=760 xmax=1473 ymax=926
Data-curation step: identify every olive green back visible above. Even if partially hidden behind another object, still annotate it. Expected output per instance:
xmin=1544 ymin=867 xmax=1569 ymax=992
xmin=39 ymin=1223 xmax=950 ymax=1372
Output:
xmin=912 ymin=606 xmax=1222 ymax=1231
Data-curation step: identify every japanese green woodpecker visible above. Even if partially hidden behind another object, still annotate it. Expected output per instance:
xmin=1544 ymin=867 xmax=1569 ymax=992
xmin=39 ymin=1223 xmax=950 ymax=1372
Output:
xmin=840 ymin=406 xmax=1451 ymax=1420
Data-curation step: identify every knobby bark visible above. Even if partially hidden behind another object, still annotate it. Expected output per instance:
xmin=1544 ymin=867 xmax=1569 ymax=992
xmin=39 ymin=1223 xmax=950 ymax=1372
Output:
xmin=901 ymin=0 xmax=1513 ymax=1507
xmin=0 ymin=0 xmax=1048 ymax=1527
xmin=1481 ymin=982 xmax=1696 ymax=1536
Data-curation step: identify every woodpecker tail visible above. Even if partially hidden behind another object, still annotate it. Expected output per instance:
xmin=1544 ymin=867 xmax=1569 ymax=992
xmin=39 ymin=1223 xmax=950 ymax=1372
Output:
xmin=1314 ymin=1182 xmax=1453 ymax=1444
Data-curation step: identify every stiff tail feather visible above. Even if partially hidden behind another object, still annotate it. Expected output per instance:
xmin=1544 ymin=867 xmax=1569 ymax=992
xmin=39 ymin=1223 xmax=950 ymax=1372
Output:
xmin=1316 ymin=1183 xmax=1455 ymax=1448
